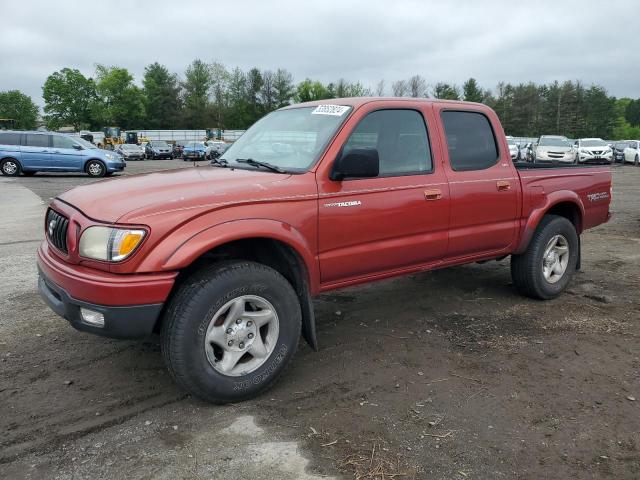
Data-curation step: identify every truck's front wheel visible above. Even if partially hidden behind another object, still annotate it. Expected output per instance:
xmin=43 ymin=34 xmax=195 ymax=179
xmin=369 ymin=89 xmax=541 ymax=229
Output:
xmin=511 ymin=215 xmax=578 ymax=300
xmin=161 ymin=261 xmax=301 ymax=404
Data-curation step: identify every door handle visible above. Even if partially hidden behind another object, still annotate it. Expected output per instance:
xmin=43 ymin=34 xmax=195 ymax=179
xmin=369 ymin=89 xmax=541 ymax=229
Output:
xmin=496 ymin=180 xmax=511 ymax=191
xmin=424 ymin=188 xmax=442 ymax=200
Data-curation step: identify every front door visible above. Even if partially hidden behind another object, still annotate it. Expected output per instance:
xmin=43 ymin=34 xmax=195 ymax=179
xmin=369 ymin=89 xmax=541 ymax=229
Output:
xmin=317 ymin=105 xmax=450 ymax=286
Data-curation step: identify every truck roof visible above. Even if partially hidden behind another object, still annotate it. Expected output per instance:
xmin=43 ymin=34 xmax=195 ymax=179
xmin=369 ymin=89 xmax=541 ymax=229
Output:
xmin=281 ymin=97 xmax=485 ymax=110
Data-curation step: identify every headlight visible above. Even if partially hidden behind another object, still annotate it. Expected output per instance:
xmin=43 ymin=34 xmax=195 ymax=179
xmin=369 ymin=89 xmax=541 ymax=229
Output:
xmin=79 ymin=226 xmax=146 ymax=262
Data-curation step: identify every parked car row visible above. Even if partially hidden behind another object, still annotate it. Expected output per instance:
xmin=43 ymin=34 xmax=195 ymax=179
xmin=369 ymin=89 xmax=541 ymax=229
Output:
xmin=508 ymin=135 xmax=640 ymax=165
xmin=119 ymin=139 xmax=231 ymax=161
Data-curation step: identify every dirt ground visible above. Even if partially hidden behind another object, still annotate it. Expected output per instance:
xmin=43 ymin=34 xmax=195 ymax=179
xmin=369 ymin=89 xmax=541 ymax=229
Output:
xmin=0 ymin=161 xmax=638 ymax=479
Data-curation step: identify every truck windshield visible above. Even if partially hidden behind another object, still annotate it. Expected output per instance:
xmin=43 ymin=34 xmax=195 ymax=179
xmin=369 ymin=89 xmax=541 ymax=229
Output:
xmin=220 ymin=106 xmax=352 ymax=172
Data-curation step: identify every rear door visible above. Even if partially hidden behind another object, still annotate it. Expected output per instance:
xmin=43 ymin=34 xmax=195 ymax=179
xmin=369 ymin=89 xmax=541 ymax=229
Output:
xmin=20 ymin=133 xmax=52 ymax=169
xmin=316 ymin=103 xmax=450 ymax=285
xmin=51 ymin=135 xmax=84 ymax=170
xmin=434 ymin=105 xmax=520 ymax=259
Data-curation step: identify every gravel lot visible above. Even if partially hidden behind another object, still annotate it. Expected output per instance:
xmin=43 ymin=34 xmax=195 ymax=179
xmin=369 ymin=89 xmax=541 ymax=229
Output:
xmin=1 ymin=161 xmax=638 ymax=479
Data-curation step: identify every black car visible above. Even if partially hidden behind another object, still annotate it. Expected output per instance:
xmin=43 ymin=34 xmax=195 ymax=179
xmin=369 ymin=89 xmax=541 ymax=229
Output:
xmin=613 ymin=141 xmax=630 ymax=163
xmin=145 ymin=140 xmax=173 ymax=159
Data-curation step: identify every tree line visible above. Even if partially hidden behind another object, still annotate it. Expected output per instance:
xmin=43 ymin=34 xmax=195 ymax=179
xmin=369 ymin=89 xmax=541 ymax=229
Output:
xmin=1 ymin=60 xmax=639 ymax=140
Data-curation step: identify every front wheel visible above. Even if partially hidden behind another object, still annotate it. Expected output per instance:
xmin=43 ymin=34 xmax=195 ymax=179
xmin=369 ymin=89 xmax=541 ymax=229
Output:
xmin=161 ymin=261 xmax=301 ymax=404
xmin=635 ymin=155 xmax=639 ymax=166
xmin=85 ymin=160 xmax=106 ymax=177
xmin=511 ymin=215 xmax=578 ymax=300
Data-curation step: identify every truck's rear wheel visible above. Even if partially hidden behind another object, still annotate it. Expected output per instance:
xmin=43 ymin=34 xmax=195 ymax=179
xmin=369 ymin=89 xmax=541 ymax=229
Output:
xmin=161 ymin=261 xmax=301 ymax=404
xmin=511 ymin=215 xmax=578 ymax=300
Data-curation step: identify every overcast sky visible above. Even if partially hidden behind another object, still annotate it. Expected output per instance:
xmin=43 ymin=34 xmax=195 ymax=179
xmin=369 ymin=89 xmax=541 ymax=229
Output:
xmin=1 ymin=0 xmax=638 ymax=107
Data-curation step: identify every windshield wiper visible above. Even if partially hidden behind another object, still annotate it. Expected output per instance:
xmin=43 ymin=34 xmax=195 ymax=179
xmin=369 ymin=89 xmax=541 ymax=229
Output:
xmin=235 ymin=158 xmax=286 ymax=173
xmin=211 ymin=158 xmax=229 ymax=167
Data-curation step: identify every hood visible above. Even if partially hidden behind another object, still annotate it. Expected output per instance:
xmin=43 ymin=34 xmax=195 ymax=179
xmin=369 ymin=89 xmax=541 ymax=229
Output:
xmin=580 ymin=145 xmax=609 ymax=152
xmin=58 ymin=166 xmax=292 ymax=223
xmin=537 ymin=145 xmax=573 ymax=153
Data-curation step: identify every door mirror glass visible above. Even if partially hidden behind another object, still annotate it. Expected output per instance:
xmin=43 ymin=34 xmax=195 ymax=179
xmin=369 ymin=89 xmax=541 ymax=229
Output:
xmin=331 ymin=148 xmax=379 ymax=180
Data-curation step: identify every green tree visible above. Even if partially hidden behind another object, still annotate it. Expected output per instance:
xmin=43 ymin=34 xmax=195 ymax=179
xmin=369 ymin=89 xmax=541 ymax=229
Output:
xmin=625 ymin=99 xmax=640 ymax=127
xmin=142 ymin=62 xmax=181 ymax=129
xmin=433 ymin=82 xmax=460 ymax=100
xmin=294 ymin=79 xmax=331 ymax=103
xmin=95 ymin=65 xmax=145 ymax=129
xmin=42 ymin=68 xmax=97 ymax=130
xmin=273 ymin=69 xmax=295 ymax=108
xmin=462 ymin=78 xmax=484 ymax=103
xmin=0 ymin=90 xmax=39 ymax=130
xmin=246 ymin=67 xmax=264 ymax=123
xmin=182 ymin=59 xmax=212 ymax=128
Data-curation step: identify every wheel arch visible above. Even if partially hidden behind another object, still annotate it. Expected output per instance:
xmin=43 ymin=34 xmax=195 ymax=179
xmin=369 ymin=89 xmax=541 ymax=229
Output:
xmin=515 ymin=192 xmax=584 ymax=254
xmin=153 ymin=221 xmax=319 ymax=350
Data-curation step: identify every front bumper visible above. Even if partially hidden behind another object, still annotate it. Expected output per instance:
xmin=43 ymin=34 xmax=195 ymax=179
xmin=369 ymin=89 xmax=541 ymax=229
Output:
xmin=105 ymin=159 xmax=126 ymax=172
xmin=38 ymin=270 xmax=162 ymax=338
xmin=578 ymin=153 xmax=613 ymax=164
xmin=151 ymin=152 xmax=173 ymax=159
xmin=37 ymin=241 xmax=177 ymax=338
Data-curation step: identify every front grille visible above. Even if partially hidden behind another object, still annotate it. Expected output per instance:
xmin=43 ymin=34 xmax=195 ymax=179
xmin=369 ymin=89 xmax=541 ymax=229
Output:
xmin=592 ymin=150 xmax=602 ymax=155
xmin=46 ymin=209 xmax=69 ymax=253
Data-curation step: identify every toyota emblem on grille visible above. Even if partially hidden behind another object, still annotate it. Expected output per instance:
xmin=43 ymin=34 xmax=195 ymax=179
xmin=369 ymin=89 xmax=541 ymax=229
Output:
xmin=48 ymin=219 xmax=57 ymax=237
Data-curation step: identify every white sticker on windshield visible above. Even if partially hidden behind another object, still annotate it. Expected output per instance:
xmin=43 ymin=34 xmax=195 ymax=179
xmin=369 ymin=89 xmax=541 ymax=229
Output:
xmin=311 ymin=105 xmax=349 ymax=116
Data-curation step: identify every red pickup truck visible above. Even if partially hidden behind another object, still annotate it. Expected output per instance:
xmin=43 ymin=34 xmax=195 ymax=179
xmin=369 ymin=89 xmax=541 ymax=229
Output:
xmin=38 ymin=98 xmax=612 ymax=403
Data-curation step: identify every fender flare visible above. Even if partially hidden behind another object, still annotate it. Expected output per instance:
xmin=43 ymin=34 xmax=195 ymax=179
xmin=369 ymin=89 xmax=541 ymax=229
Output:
xmin=155 ymin=218 xmax=320 ymax=350
xmin=514 ymin=190 xmax=584 ymax=255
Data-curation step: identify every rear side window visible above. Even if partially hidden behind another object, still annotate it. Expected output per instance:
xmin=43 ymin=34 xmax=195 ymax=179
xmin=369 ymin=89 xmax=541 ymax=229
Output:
xmin=52 ymin=135 xmax=76 ymax=149
xmin=344 ymin=109 xmax=432 ymax=176
xmin=0 ymin=132 xmax=21 ymax=146
xmin=441 ymin=111 xmax=499 ymax=171
xmin=24 ymin=134 xmax=50 ymax=148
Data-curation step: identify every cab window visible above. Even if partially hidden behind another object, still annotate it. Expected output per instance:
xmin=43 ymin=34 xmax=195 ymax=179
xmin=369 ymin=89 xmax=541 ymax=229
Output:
xmin=343 ymin=109 xmax=432 ymax=176
xmin=441 ymin=111 xmax=499 ymax=171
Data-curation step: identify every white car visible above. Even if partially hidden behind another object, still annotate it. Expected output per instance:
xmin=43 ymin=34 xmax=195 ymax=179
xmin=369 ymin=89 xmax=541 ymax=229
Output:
xmin=205 ymin=140 xmax=229 ymax=159
xmin=623 ymin=140 xmax=639 ymax=165
xmin=574 ymin=138 xmax=613 ymax=164
xmin=506 ymin=137 xmax=519 ymax=160
xmin=533 ymin=135 xmax=576 ymax=163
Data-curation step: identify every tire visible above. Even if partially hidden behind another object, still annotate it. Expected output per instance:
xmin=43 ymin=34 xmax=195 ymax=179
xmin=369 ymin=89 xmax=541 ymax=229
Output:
xmin=161 ymin=261 xmax=302 ymax=404
xmin=85 ymin=160 xmax=107 ymax=177
xmin=1 ymin=158 xmax=21 ymax=176
xmin=511 ymin=215 xmax=578 ymax=300
xmin=635 ymin=155 xmax=639 ymax=166
xmin=22 ymin=171 xmax=36 ymax=176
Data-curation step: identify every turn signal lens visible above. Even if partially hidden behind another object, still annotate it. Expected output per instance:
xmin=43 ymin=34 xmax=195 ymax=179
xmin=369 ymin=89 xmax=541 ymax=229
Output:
xmin=111 ymin=230 xmax=145 ymax=261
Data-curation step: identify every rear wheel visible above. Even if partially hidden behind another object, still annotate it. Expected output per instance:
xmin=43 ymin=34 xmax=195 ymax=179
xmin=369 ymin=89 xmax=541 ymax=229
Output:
xmin=511 ymin=215 xmax=578 ymax=300
xmin=85 ymin=160 xmax=106 ymax=177
xmin=1 ymin=159 xmax=21 ymax=176
xmin=635 ymin=154 xmax=639 ymax=166
xmin=162 ymin=261 xmax=301 ymax=404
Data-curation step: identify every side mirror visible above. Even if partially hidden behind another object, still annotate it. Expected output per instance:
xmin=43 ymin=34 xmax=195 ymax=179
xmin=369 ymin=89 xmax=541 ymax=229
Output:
xmin=331 ymin=148 xmax=379 ymax=180
xmin=73 ymin=144 xmax=83 ymax=150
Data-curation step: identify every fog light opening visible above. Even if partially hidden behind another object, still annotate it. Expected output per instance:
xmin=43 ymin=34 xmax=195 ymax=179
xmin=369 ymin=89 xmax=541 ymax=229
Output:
xmin=80 ymin=308 xmax=105 ymax=328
